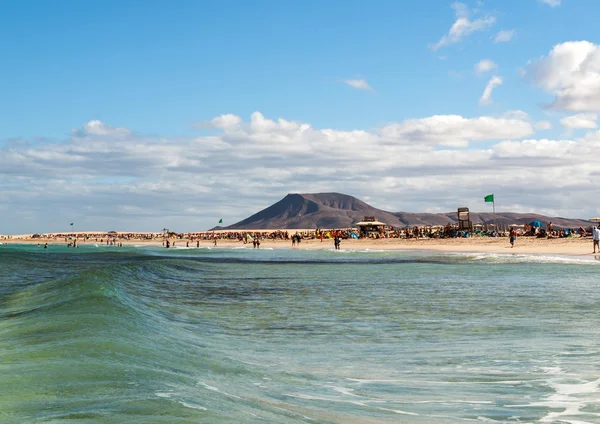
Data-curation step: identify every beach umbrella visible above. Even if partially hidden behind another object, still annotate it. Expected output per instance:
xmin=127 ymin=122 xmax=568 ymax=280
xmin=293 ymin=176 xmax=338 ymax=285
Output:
xmin=529 ymin=221 xmax=542 ymax=228
xmin=590 ymin=217 xmax=600 ymax=222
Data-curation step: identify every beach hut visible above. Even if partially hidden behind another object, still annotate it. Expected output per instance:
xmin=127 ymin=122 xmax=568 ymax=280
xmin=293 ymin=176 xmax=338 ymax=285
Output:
xmin=354 ymin=216 xmax=386 ymax=238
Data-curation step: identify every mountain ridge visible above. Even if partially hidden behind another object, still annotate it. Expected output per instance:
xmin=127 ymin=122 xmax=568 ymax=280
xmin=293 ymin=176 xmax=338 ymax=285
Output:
xmin=221 ymin=193 xmax=592 ymax=230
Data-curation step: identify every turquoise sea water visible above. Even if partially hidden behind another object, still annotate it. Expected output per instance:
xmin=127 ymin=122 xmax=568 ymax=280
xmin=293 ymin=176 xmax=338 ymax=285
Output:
xmin=1 ymin=244 xmax=600 ymax=423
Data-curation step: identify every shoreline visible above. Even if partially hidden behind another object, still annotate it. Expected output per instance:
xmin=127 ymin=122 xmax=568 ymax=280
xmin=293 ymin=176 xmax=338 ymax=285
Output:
xmin=5 ymin=236 xmax=600 ymax=257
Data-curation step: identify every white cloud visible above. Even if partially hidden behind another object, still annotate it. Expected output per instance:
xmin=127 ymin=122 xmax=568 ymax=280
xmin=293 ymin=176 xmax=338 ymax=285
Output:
xmin=209 ymin=114 xmax=242 ymax=130
xmin=480 ymin=76 xmax=503 ymax=104
xmin=475 ymin=59 xmax=498 ymax=75
xmin=501 ymin=111 xmax=553 ymax=131
xmin=492 ymin=138 xmax=575 ymax=159
xmin=430 ymin=2 xmax=495 ymax=51
xmin=493 ymin=29 xmax=516 ymax=43
xmin=524 ymin=41 xmax=600 ymax=112
xmin=540 ymin=0 xmax=561 ymax=7
xmin=343 ymin=79 xmax=373 ymax=90
xmin=7 ymin=112 xmax=600 ymax=235
xmin=379 ymin=114 xmax=533 ymax=147
xmin=74 ymin=120 xmax=131 ymax=137
xmin=560 ymin=113 xmax=598 ymax=129
xmin=534 ymin=120 xmax=553 ymax=130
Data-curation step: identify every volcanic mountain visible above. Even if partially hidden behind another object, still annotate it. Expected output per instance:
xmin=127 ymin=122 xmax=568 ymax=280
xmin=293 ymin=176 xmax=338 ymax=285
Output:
xmin=222 ymin=193 xmax=592 ymax=230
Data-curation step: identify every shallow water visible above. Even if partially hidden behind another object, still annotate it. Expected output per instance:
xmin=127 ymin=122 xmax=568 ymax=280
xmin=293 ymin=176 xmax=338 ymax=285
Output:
xmin=1 ymin=244 xmax=599 ymax=423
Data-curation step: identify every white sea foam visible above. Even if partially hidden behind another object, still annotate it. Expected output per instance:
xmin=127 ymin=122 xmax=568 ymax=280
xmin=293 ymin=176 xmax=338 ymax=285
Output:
xmin=156 ymin=391 xmax=208 ymax=412
xmin=179 ymin=401 xmax=208 ymax=411
xmin=328 ymin=386 xmax=360 ymax=397
xmin=347 ymin=377 xmax=524 ymax=386
xmin=346 ymin=378 xmax=410 ymax=384
xmin=282 ymin=392 xmax=367 ymax=407
xmin=448 ymin=252 xmax=599 ymax=265
xmin=428 ymin=414 xmax=485 ymax=422
xmin=548 ymin=378 xmax=600 ymax=397
xmin=376 ymin=406 xmax=419 ymax=416
xmin=542 ymin=366 xmax=565 ymax=374
xmin=198 ymin=382 xmax=243 ymax=400
xmin=155 ymin=392 xmax=172 ymax=398
xmin=199 ymin=382 xmax=219 ymax=391
xmin=330 ymin=248 xmax=387 ymax=253
xmin=244 ymin=412 xmax=260 ymax=418
xmin=251 ymin=382 xmax=268 ymax=388
xmin=508 ymin=371 xmax=600 ymax=424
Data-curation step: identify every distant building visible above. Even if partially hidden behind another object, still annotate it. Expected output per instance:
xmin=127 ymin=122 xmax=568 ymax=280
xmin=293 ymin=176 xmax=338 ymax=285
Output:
xmin=354 ymin=216 xmax=386 ymax=237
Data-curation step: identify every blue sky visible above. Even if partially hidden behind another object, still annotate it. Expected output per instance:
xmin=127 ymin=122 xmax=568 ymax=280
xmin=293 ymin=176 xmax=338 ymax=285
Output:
xmin=2 ymin=0 xmax=600 ymax=233
xmin=2 ymin=0 xmax=589 ymax=137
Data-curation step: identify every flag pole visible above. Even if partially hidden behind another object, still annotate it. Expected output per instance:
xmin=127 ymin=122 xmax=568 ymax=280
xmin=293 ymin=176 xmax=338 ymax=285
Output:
xmin=493 ymin=198 xmax=497 ymax=235
xmin=484 ymin=194 xmax=496 ymax=235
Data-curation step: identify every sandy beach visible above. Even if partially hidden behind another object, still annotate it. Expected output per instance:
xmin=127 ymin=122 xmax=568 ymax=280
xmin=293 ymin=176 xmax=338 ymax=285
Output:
xmin=4 ymin=232 xmax=600 ymax=257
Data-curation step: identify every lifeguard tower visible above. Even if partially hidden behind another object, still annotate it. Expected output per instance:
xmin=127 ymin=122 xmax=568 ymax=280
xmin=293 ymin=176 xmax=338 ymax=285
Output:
xmin=457 ymin=207 xmax=472 ymax=232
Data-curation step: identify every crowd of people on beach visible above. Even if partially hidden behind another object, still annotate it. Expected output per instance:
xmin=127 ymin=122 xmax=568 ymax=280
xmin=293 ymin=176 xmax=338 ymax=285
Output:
xmin=506 ymin=222 xmax=600 ymax=250
xmin=4 ymin=221 xmax=600 ymax=253
xmin=26 ymin=232 xmax=159 ymax=241
xmin=6 ymin=224 xmax=600 ymax=243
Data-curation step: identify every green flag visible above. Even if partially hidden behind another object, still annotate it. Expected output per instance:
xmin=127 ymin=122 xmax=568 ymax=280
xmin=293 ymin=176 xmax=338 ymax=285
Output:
xmin=484 ymin=194 xmax=494 ymax=203
xmin=218 ymin=219 xmax=223 ymax=224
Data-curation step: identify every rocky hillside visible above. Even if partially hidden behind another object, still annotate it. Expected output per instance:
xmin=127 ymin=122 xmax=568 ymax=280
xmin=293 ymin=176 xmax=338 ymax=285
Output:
xmin=222 ymin=193 xmax=592 ymax=230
